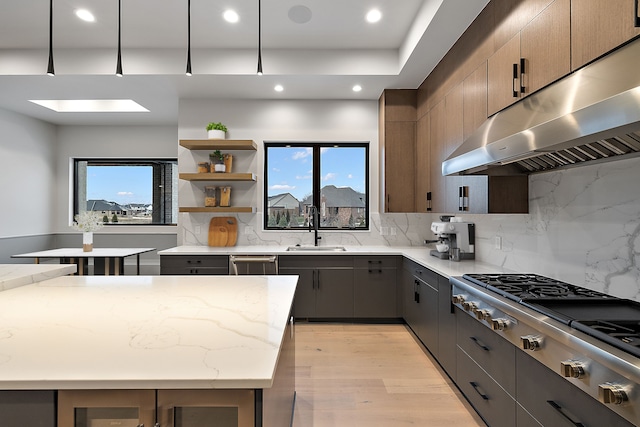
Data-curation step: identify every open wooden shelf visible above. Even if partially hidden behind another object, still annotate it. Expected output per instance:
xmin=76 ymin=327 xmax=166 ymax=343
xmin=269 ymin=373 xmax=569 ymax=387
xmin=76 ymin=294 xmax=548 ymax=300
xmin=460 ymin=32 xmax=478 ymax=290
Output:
xmin=178 ymin=206 xmax=256 ymax=213
xmin=179 ymin=173 xmax=256 ymax=182
xmin=179 ymin=139 xmax=257 ymax=151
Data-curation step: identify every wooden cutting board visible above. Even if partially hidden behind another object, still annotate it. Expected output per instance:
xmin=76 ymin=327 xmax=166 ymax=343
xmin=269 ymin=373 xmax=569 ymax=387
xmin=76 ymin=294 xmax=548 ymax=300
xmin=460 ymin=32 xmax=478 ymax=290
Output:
xmin=208 ymin=217 xmax=238 ymax=247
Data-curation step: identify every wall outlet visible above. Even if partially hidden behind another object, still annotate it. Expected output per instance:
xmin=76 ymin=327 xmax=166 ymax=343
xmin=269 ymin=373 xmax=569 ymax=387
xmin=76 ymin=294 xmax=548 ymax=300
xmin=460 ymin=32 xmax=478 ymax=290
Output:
xmin=245 ymin=226 xmax=254 ymax=235
xmin=494 ymin=236 xmax=502 ymax=250
xmin=390 ymin=227 xmax=396 ymax=236
xmin=194 ymin=225 xmax=201 ymax=235
xmin=380 ymin=227 xmax=389 ymax=236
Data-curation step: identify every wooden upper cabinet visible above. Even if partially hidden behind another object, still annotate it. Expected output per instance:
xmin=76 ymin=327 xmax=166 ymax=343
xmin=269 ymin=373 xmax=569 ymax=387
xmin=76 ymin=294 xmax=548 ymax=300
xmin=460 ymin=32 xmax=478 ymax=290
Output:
xmin=415 ymin=114 xmax=431 ymax=212
xmin=379 ymin=90 xmax=417 ymax=213
xmin=463 ymin=61 xmax=488 ymax=140
xmin=429 ymin=99 xmax=446 ymax=214
xmin=488 ymin=0 xmax=570 ymax=116
xmin=520 ymin=0 xmax=571 ymax=95
xmin=571 ymin=0 xmax=640 ymax=70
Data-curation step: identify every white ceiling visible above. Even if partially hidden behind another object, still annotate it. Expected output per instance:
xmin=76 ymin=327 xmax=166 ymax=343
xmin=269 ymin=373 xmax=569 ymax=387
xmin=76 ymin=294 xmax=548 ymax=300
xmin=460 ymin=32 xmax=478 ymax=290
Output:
xmin=0 ymin=0 xmax=490 ymax=125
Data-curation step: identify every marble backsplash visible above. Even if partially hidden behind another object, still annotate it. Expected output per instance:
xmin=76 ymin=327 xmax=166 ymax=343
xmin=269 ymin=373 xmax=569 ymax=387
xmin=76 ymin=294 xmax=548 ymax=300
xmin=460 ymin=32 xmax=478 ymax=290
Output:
xmin=180 ymin=155 xmax=640 ymax=301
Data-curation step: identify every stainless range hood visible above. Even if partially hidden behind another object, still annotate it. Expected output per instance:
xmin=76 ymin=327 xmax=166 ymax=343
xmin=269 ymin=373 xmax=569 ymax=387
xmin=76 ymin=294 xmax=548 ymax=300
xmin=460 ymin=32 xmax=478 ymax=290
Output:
xmin=442 ymin=38 xmax=640 ymax=176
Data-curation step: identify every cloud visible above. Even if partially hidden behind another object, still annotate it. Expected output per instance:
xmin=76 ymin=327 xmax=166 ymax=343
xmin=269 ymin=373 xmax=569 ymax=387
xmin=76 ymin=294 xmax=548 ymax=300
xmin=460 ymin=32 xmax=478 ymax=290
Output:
xmin=296 ymin=175 xmax=312 ymax=180
xmin=322 ymin=172 xmax=337 ymax=181
xmin=269 ymin=184 xmax=295 ymax=191
xmin=292 ymin=148 xmax=312 ymax=160
xmin=272 ymin=167 xmax=281 ymax=172
xmin=347 ymin=174 xmax=353 ymax=179
xmin=117 ymin=191 xmax=133 ymax=196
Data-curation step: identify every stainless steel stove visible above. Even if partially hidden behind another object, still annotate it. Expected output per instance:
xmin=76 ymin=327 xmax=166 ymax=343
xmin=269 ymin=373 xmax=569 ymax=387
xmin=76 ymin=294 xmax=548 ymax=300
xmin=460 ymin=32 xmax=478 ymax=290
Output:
xmin=451 ymin=273 xmax=640 ymax=426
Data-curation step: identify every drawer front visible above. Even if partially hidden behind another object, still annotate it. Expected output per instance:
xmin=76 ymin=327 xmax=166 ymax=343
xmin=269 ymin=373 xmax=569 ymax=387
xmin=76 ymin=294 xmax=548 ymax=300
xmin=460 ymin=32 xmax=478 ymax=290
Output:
xmin=402 ymin=258 xmax=437 ymax=285
xmin=353 ymin=268 xmax=397 ymax=318
xmin=516 ymin=351 xmax=635 ymax=427
xmin=279 ymin=255 xmax=353 ymax=269
xmin=160 ymin=255 xmax=229 ymax=269
xmin=161 ymin=266 xmax=228 ymax=275
xmin=457 ymin=310 xmax=516 ymax=396
xmin=457 ymin=348 xmax=516 ymax=427
xmin=353 ymin=256 xmax=399 ymax=269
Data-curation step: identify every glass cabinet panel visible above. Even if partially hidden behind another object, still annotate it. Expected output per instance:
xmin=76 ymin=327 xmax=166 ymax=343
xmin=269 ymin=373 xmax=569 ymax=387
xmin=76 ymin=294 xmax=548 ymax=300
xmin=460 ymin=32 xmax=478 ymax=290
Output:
xmin=174 ymin=407 xmax=238 ymax=426
xmin=158 ymin=389 xmax=254 ymax=427
xmin=58 ymin=390 xmax=155 ymax=427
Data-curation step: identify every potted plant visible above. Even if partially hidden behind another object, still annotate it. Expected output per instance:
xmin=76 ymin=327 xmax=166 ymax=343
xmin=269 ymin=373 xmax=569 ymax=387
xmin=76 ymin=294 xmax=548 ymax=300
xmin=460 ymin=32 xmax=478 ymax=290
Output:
xmin=206 ymin=122 xmax=227 ymax=139
xmin=209 ymin=150 xmax=226 ymax=172
xmin=72 ymin=211 xmax=104 ymax=252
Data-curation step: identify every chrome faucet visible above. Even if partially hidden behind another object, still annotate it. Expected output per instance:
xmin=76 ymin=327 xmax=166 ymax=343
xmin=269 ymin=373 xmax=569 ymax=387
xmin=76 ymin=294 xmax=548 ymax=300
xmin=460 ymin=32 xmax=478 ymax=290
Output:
xmin=308 ymin=205 xmax=322 ymax=246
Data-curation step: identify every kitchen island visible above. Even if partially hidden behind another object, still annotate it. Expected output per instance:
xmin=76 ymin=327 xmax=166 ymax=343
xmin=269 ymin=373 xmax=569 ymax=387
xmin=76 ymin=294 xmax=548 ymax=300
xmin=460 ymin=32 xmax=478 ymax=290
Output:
xmin=0 ymin=264 xmax=76 ymax=291
xmin=0 ymin=274 xmax=297 ymax=427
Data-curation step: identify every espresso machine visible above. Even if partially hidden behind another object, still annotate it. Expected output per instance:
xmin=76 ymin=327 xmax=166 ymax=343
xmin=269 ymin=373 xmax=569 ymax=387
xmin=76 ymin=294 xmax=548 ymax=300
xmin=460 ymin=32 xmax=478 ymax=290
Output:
xmin=430 ymin=219 xmax=475 ymax=261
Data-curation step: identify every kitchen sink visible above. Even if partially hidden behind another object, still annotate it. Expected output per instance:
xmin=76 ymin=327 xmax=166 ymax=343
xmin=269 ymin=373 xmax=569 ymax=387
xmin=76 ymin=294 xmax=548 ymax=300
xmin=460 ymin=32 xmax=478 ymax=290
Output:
xmin=286 ymin=245 xmax=346 ymax=252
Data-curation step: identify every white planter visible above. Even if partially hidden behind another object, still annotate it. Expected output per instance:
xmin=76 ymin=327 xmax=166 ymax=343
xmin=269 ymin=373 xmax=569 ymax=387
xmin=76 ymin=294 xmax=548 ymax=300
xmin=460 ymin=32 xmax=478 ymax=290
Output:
xmin=83 ymin=232 xmax=93 ymax=252
xmin=207 ymin=129 xmax=226 ymax=139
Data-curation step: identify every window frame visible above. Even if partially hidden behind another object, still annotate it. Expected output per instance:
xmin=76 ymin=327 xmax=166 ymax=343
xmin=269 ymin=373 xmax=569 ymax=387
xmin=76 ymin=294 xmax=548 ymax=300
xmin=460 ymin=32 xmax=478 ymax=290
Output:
xmin=263 ymin=142 xmax=370 ymax=231
xmin=73 ymin=158 xmax=178 ymax=226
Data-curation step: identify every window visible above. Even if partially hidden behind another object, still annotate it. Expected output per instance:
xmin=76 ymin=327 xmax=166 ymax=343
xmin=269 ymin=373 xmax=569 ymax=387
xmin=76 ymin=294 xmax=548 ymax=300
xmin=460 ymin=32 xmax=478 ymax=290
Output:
xmin=73 ymin=159 xmax=178 ymax=225
xmin=264 ymin=142 xmax=369 ymax=230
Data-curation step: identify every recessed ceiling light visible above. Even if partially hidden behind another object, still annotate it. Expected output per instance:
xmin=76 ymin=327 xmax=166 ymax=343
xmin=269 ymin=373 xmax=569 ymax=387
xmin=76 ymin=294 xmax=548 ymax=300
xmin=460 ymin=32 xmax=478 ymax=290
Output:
xmin=274 ymin=85 xmax=284 ymax=92
xmin=29 ymin=99 xmax=149 ymax=113
xmin=223 ymin=10 xmax=239 ymax=23
xmin=75 ymin=9 xmax=95 ymax=22
xmin=366 ymin=9 xmax=382 ymax=23
xmin=352 ymin=85 xmax=362 ymax=92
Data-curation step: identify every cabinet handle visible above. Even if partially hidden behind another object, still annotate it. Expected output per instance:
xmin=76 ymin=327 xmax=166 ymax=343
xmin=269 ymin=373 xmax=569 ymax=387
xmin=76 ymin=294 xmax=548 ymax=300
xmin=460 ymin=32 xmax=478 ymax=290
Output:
xmin=368 ymin=269 xmax=382 ymax=273
xmin=512 ymin=63 xmax=519 ymax=98
xmin=426 ymin=191 xmax=432 ymax=211
xmin=458 ymin=186 xmax=463 ymax=211
xmin=414 ymin=279 xmax=420 ymax=303
xmin=547 ymin=400 xmax=586 ymax=427
xmin=317 ymin=270 xmax=320 ymax=289
xmin=463 ymin=186 xmax=469 ymax=211
xmin=469 ymin=336 xmax=490 ymax=351
xmin=312 ymin=270 xmax=316 ymax=289
xmin=636 ymin=0 xmax=640 ymax=27
xmin=519 ymin=58 xmax=526 ymax=94
xmin=368 ymin=260 xmax=382 ymax=264
xmin=470 ymin=381 xmax=489 ymax=400
xmin=387 ymin=194 xmax=391 ymax=211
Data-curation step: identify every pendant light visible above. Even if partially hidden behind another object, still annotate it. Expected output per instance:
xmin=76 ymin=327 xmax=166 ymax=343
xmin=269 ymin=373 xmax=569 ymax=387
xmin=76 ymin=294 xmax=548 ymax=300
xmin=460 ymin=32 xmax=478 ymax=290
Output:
xmin=186 ymin=0 xmax=192 ymax=76
xmin=47 ymin=0 xmax=55 ymax=76
xmin=257 ymin=0 xmax=263 ymax=75
xmin=116 ymin=0 xmax=123 ymax=76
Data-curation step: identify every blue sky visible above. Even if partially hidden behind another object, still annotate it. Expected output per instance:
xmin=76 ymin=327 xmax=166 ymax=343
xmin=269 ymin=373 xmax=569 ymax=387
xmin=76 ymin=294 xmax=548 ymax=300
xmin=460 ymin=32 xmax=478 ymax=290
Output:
xmin=87 ymin=166 xmax=152 ymax=205
xmin=267 ymin=146 xmax=366 ymax=201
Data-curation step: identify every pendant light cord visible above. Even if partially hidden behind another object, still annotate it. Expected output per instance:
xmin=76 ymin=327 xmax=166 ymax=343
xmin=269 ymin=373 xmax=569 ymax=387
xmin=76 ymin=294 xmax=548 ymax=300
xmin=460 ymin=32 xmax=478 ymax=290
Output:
xmin=186 ymin=0 xmax=192 ymax=75
xmin=257 ymin=0 xmax=263 ymax=75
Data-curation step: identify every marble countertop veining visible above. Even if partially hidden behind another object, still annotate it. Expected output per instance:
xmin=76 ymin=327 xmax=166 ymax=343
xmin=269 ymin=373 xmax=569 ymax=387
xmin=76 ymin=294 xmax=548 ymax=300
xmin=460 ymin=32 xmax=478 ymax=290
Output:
xmin=158 ymin=245 xmax=510 ymax=278
xmin=0 ymin=275 xmax=297 ymax=390
xmin=0 ymin=264 xmax=76 ymax=292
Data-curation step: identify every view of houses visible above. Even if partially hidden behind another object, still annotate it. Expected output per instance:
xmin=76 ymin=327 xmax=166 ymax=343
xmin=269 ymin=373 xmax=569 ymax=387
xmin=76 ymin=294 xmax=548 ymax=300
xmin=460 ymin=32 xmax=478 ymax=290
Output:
xmin=267 ymin=185 xmax=366 ymax=228
xmin=86 ymin=199 xmax=153 ymax=224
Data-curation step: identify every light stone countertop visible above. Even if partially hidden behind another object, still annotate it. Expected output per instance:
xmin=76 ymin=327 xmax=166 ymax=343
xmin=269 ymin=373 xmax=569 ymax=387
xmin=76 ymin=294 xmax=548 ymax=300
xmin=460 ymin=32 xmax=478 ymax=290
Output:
xmin=158 ymin=245 xmax=510 ymax=278
xmin=0 ymin=264 xmax=76 ymax=291
xmin=0 ymin=275 xmax=297 ymax=390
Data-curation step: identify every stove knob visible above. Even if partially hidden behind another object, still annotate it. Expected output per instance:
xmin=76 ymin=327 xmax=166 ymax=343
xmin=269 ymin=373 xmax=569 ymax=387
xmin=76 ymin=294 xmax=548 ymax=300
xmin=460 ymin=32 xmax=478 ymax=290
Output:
xmin=491 ymin=318 xmax=510 ymax=331
xmin=598 ymin=383 xmax=628 ymax=405
xmin=462 ymin=301 xmax=478 ymax=312
xmin=560 ymin=360 xmax=586 ymax=379
xmin=475 ymin=309 xmax=492 ymax=321
xmin=451 ymin=294 xmax=465 ymax=304
xmin=520 ymin=335 xmax=543 ymax=351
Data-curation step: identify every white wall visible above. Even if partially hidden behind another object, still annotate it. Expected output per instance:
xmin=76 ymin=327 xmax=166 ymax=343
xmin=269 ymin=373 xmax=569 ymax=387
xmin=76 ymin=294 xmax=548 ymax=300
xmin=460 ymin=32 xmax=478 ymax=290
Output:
xmin=178 ymin=99 xmax=380 ymax=245
xmin=0 ymin=108 xmax=57 ymax=238
xmin=54 ymin=125 xmax=178 ymax=234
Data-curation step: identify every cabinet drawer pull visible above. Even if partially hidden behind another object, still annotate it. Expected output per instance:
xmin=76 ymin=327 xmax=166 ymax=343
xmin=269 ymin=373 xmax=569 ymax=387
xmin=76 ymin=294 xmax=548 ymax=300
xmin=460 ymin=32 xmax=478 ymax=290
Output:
xmin=519 ymin=57 xmax=526 ymax=94
xmin=458 ymin=186 xmax=463 ymax=211
xmin=368 ymin=269 xmax=382 ymax=273
xmin=367 ymin=260 xmax=382 ymax=264
xmin=469 ymin=381 xmax=489 ymax=400
xmin=317 ymin=270 xmax=321 ymax=289
xmin=636 ymin=0 xmax=640 ymax=27
xmin=426 ymin=191 xmax=432 ymax=211
xmin=469 ymin=336 xmax=490 ymax=351
xmin=512 ymin=63 xmax=519 ymax=98
xmin=547 ymin=400 xmax=586 ymax=427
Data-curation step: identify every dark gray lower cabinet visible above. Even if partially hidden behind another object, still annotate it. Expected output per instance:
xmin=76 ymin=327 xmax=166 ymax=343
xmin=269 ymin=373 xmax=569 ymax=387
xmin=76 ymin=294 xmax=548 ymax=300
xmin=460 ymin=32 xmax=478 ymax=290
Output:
xmin=516 ymin=351 xmax=634 ymax=427
xmin=353 ymin=256 xmax=399 ymax=318
xmin=437 ymin=275 xmax=456 ymax=380
xmin=0 ymin=390 xmax=56 ymax=427
xmin=402 ymin=258 xmax=438 ymax=354
xmin=456 ymin=308 xmax=516 ymax=427
xmin=160 ymin=255 xmax=229 ymax=275
xmin=279 ymin=256 xmax=354 ymax=319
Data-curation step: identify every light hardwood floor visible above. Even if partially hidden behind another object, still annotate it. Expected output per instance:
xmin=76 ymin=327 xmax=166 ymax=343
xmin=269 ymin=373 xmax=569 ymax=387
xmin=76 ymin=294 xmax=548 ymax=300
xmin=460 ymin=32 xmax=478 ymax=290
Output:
xmin=292 ymin=323 xmax=486 ymax=427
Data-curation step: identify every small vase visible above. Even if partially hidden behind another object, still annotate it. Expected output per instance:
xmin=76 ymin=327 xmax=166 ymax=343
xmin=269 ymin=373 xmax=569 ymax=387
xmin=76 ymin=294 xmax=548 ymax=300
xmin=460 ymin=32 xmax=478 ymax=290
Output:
xmin=207 ymin=129 xmax=226 ymax=139
xmin=83 ymin=232 xmax=93 ymax=252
